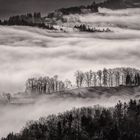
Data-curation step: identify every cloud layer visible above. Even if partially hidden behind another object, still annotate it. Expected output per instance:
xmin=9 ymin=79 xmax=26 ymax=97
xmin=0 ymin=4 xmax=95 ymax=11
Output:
xmin=0 ymin=8 xmax=140 ymax=93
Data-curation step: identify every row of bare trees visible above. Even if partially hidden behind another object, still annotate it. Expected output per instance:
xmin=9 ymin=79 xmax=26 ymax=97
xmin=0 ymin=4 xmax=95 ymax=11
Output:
xmin=26 ymin=76 xmax=72 ymax=94
xmin=75 ymin=68 xmax=140 ymax=88
xmin=26 ymin=68 xmax=140 ymax=94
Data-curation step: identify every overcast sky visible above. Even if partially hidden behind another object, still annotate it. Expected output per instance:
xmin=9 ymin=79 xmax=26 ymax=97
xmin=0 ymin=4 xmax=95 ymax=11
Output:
xmin=0 ymin=0 xmax=105 ymax=19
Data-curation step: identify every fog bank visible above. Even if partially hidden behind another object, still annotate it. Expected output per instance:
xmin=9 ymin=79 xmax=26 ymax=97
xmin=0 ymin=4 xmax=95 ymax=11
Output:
xmin=0 ymin=8 xmax=140 ymax=92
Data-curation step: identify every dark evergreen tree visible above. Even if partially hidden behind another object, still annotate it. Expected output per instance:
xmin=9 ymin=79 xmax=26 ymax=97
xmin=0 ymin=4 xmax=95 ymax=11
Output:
xmin=103 ymin=68 xmax=108 ymax=87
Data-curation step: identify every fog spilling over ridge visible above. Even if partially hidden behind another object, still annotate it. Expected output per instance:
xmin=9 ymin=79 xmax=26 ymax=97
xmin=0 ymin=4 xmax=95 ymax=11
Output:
xmin=0 ymin=8 xmax=140 ymax=93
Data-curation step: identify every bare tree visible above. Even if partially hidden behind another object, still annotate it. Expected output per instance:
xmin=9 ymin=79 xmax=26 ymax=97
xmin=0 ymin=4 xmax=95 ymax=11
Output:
xmin=84 ymin=70 xmax=93 ymax=87
xmin=65 ymin=79 xmax=72 ymax=89
xmin=75 ymin=71 xmax=84 ymax=88
xmin=58 ymin=81 xmax=65 ymax=91
xmin=54 ymin=75 xmax=58 ymax=92
xmin=97 ymin=70 xmax=102 ymax=86
xmin=108 ymin=69 xmax=114 ymax=87
xmin=103 ymin=68 xmax=108 ymax=87
xmin=92 ymin=72 xmax=97 ymax=87
xmin=115 ymin=71 xmax=120 ymax=87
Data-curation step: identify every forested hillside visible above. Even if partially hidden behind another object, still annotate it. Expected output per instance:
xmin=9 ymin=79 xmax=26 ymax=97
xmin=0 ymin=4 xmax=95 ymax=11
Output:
xmin=99 ymin=0 xmax=140 ymax=9
xmin=0 ymin=13 xmax=55 ymax=30
xmin=0 ymin=2 xmax=99 ymax=28
xmin=2 ymin=99 xmax=140 ymax=140
xmin=47 ymin=2 xmax=98 ymax=19
xmin=0 ymin=0 xmax=139 ymax=29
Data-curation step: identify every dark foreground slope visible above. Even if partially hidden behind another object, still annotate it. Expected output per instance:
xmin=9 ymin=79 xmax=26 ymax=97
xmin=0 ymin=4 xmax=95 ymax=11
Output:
xmin=2 ymin=99 xmax=140 ymax=140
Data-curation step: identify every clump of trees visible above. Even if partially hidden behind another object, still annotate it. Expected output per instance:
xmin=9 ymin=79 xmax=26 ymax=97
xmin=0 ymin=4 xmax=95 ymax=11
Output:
xmin=47 ymin=2 xmax=99 ymax=19
xmin=99 ymin=0 xmax=124 ymax=9
xmin=0 ymin=2 xmax=99 ymax=28
xmin=26 ymin=76 xmax=72 ymax=94
xmin=0 ymin=93 xmax=12 ymax=103
xmin=58 ymin=2 xmax=99 ymax=15
xmin=75 ymin=67 xmax=140 ymax=88
xmin=98 ymin=0 xmax=139 ymax=9
xmin=0 ymin=12 xmax=42 ymax=25
xmin=0 ymin=12 xmax=56 ymax=30
xmin=74 ymin=24 xmax=112 ymax=33
xmin=2 ymin=99 xmax=140 ymax=140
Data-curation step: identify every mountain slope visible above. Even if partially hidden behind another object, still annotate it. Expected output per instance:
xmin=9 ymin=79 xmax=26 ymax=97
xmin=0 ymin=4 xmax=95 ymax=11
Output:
xmin=57 ymin=86 xmax=140 ymax=99
xmin=99 ymin=0 xmax=140 ymax=9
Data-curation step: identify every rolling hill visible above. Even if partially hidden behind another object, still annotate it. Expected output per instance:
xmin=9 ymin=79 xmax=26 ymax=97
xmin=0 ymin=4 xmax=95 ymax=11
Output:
xmin=1 ymin=85 xmax=140 ymax=105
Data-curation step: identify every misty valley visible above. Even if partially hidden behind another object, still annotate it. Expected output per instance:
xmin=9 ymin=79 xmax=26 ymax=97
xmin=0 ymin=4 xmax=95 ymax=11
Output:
xmin=2 ymin=99 xmax=140 ymax=140
xmin=0 ymin=0 xmax=140 ymax=140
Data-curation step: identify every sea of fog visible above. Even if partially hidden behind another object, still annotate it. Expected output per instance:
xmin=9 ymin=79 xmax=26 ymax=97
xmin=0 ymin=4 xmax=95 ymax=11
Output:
xmin=0 ymin=8 xmax=140 ymax=93
xmin=0 ymin=7 xmax=140 ymax=138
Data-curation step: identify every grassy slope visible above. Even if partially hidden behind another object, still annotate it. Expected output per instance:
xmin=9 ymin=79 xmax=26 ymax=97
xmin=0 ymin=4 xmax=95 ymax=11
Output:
xmin=55 ymin=86 xmax=140 ymax=99
xmin=1 ymin=86 xmax=140 ymax=105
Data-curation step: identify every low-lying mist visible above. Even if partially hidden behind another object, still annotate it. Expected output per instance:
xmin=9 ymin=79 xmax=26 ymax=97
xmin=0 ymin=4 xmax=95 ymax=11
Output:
xmin=0 ymin=92 xmax=139 ymax=138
